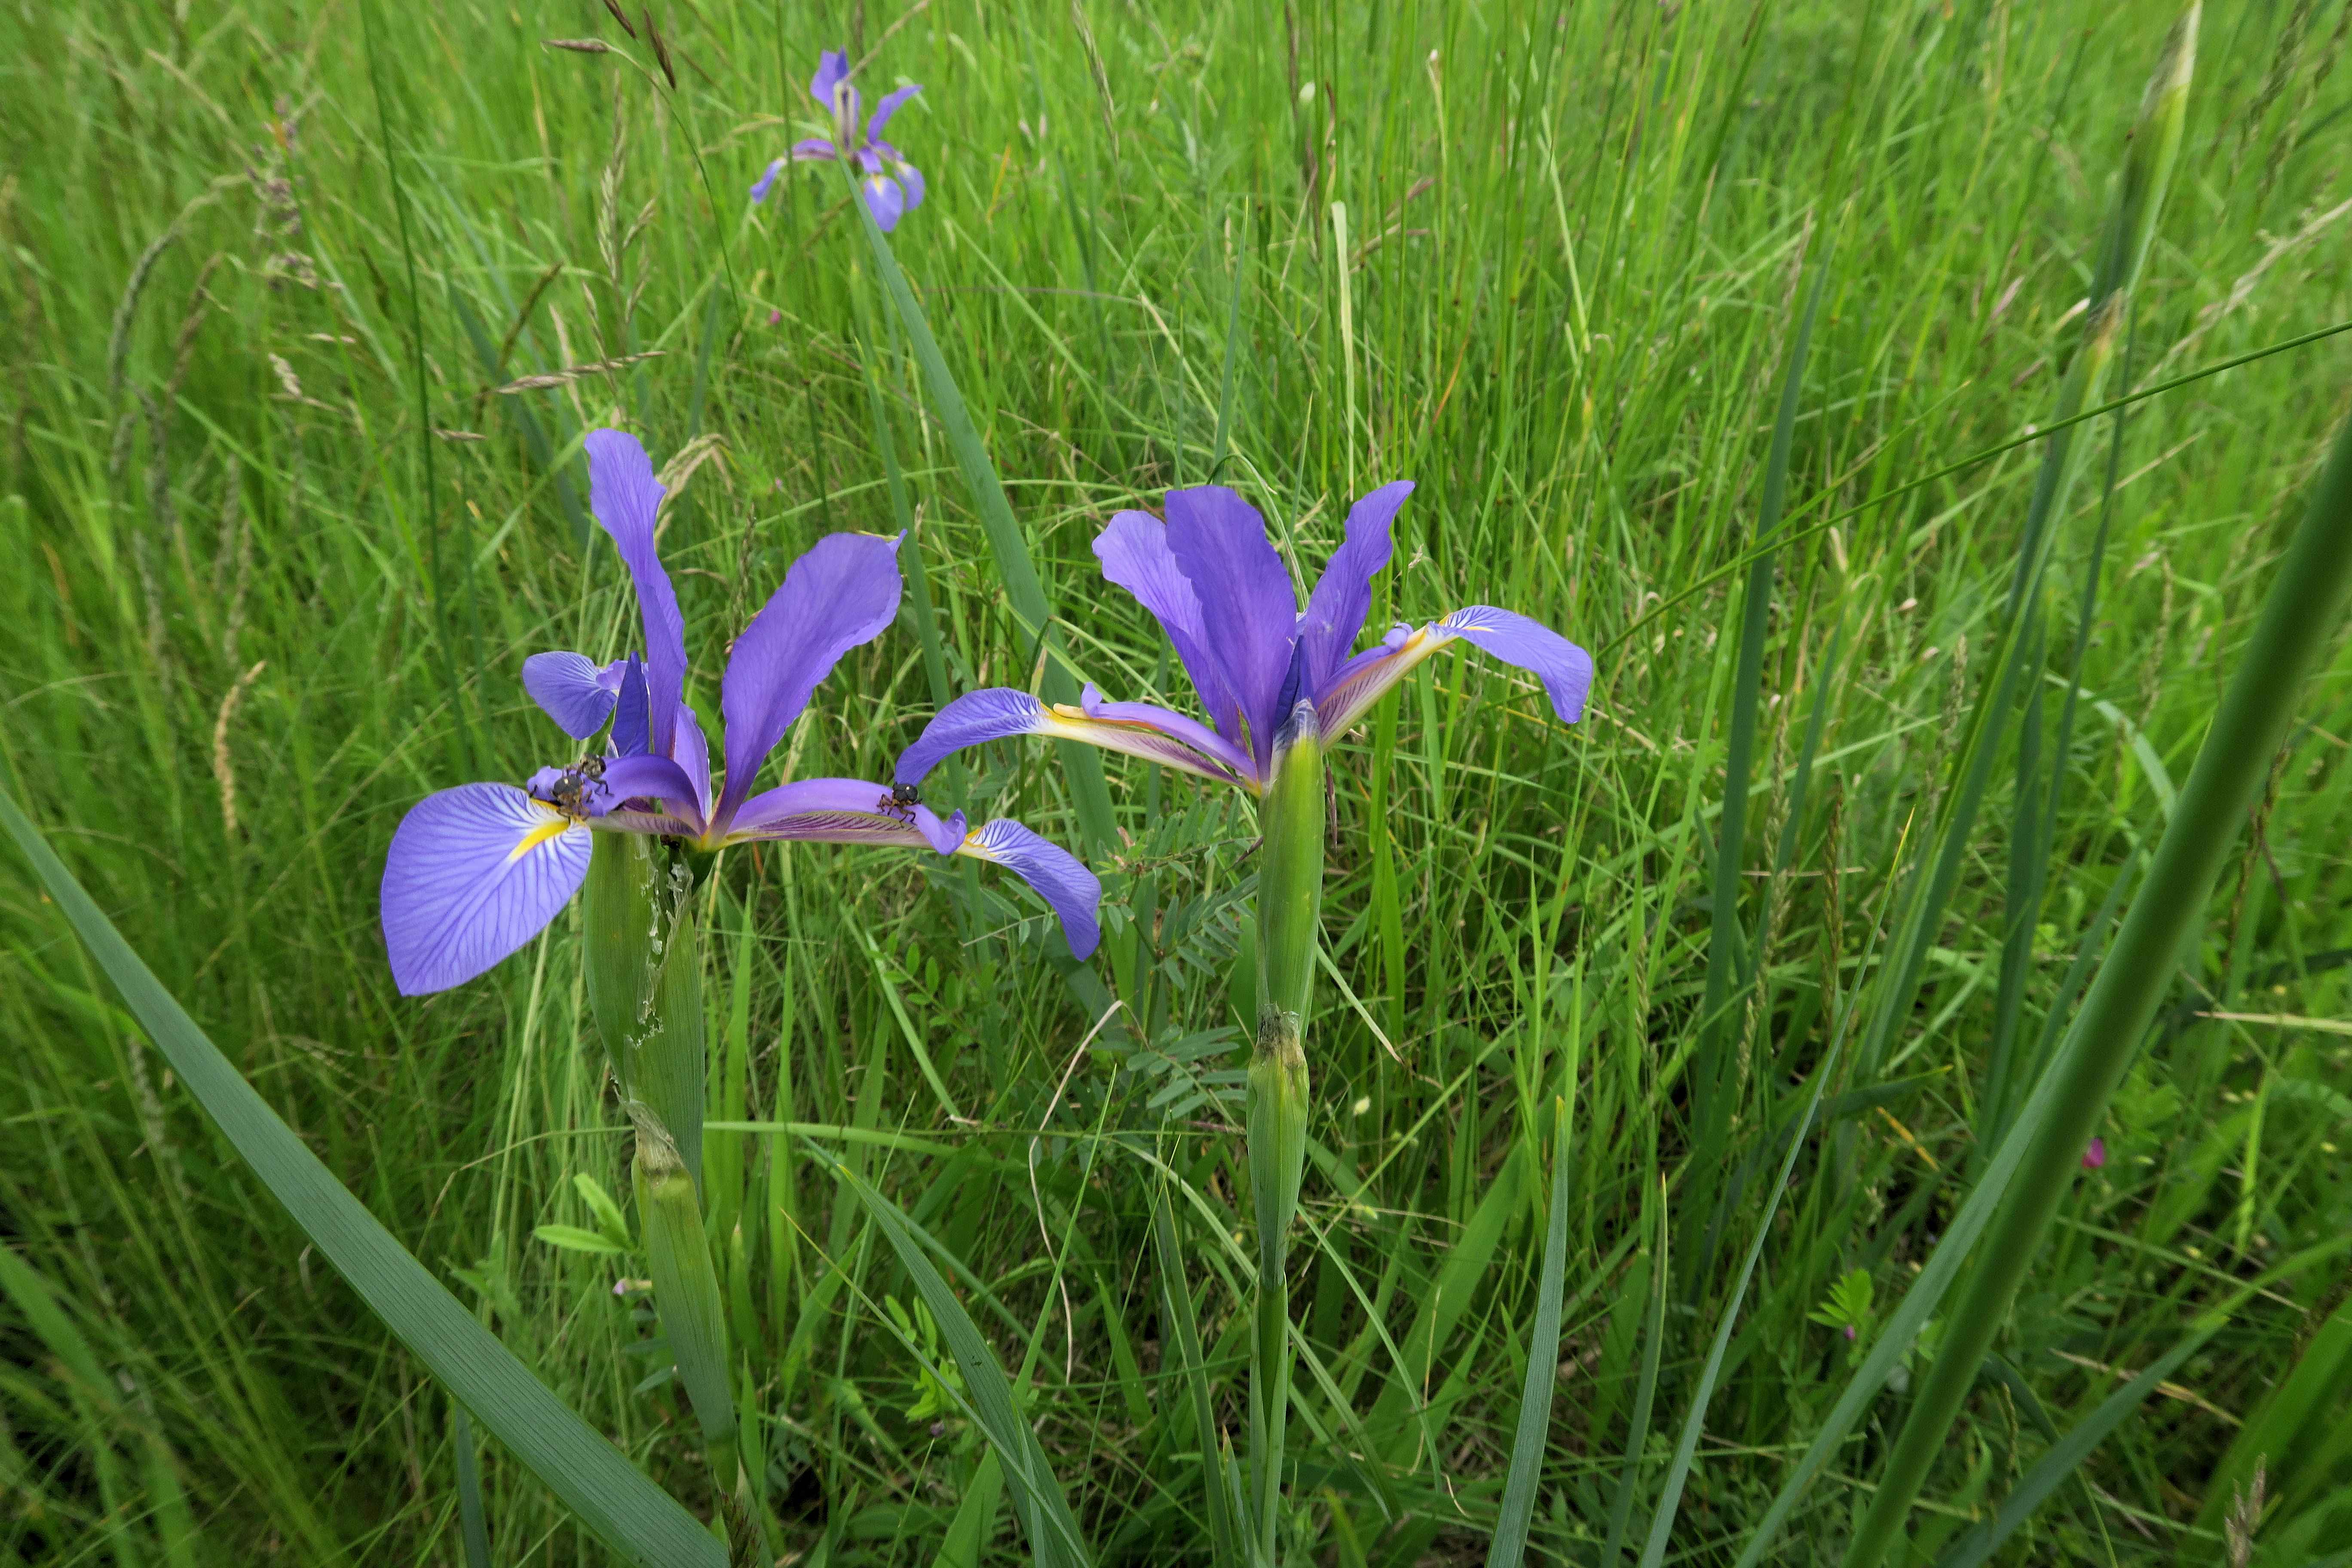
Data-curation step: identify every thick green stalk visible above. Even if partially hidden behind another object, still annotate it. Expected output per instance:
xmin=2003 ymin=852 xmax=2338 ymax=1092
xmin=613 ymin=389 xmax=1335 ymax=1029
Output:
xmin=582 ymin=835 xmax=735 ymax=1517
xmin=1840 ymin=389 xmax=2352 ymax=1567
xmin=1248 ymin=701 xmax=1322 ymax=1566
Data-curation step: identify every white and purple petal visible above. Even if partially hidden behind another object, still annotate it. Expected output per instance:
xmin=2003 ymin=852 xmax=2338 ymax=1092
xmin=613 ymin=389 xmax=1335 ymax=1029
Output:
xmin=727 ymin=778 xmax=963 ymax=855
xmin=862 ymin=173 xmax=906 ymax=231
xmin=583 ymin=430 xmax=688 ymax=756
xmin=522 ymin=651 xmax=625 ymax=739
xmin=1161 ymin=485 xmax=1302 ymax=768
xmin=867 ymin=82 xmax=921 ymax=141
xmin=1076 ymin=685 xmax=1256 ymax=784
xmin=1296 ymin=481 xmax=1413 ymax=696
xmin=896 ymin=688 xmax=1055 ymax=784
xmin=713 ymin=531 xmax=903 ymax=829
xmin=381 ymin=783 xmax=591 ymax=995
xmin=1092 ymin=509 xmax=1236 ymax=742
xmin=1432 ymin=606 xmax=1593 ymax=724
xmin=956 ymin=818 xmax=1102 ymax=959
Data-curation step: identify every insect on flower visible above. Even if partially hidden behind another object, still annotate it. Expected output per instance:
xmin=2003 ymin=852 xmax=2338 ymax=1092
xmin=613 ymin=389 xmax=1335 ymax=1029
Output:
xmin=894 ymin=482 xmax=1593 ymax=798
xmin=750 ymin=49 xmax=925 ymax=232
xmin=379 ymin=429 xmax=1100 ymax=995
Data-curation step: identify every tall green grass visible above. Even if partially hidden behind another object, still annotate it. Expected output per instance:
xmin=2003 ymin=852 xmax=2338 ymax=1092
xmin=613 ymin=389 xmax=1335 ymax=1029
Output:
xmin=5 ymin=1 xmax=2352 ymax=1564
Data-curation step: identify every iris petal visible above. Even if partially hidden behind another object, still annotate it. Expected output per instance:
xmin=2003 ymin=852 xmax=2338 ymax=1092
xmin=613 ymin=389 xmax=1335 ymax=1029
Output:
xmin=957 ymin=818 xmax=1102 ymax=959
xmin=863 ymin=174 xmax=906 ymax=231
xmin=1161 ymin=485 xmax=1302 ymax=769
xmin=896 ymin=688 xmax=1056 ymax=784
xmin=583 ymin=430 xmax=687 ymax=756
xmin=1296 ymin=481 xmax=1414 ymax=697
xmin=714 ymin=531 xmax=903 ymax=830
xmin=728 ymin=778 xmax=962 ymax=855
xmin=867 ymin=82 xmax=921 ymax=141
xmin=1093 ymin=510 xmax=1234 ymax=740
xmin=1312 ymin=606 xmax=1593 ymax=743
xmin=522 ymin=651 xmax=622 ymax=738
xmin=750 ymin=158 xmax=787 ymax=203
xmin=380 ymin=783 xmax=591 ymax=995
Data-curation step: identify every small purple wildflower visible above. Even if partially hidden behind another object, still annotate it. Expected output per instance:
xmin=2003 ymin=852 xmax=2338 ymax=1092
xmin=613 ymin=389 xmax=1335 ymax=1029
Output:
xmin=750 ymin=50 xmax=925 ymax=232
xmin=378 ymin=430 xmax=1099 ymax=994
xmin=1843 ymin=1323 xmax=1858 ymax=1341
xmin=897 ymin=484 xmax=1592 ymax=795
xmin=2082 ymin=1136 xmax=2107 ymax=1170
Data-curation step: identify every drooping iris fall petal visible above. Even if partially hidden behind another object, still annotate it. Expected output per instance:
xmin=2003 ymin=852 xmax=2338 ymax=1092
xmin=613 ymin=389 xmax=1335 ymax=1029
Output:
xmin=381 ymin=783 xmax=592 ymax=995
xmin=523 ymin=651 xmax=625 ymax=739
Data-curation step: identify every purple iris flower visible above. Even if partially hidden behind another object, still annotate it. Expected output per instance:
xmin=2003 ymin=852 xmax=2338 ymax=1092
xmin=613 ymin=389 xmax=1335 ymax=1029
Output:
xmin=750 ymin=49 xmax=925 ymax=233
xmin=895 ymin=483 xmax=1592 ymax=793
xmin=379 ymin=429 xmax=1099 ymax=995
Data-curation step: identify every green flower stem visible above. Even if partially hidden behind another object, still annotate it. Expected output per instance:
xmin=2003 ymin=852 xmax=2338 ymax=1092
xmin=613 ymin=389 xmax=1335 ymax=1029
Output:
xmin=582 ymin=834 xmax=738 ymax=1521
xmin=1840 ymin=386 xmax=2352 ymax=1565
xmin=1248 ymin=701 xmax=1323 ymax=1565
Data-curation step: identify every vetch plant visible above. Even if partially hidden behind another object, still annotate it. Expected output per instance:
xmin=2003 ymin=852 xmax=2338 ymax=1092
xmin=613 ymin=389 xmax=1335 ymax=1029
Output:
xmin=897 ymin=481 xmax=1590 ymax=1561
xmin=379 ymin=427 xmax=1098 ymax=1543
xmin=751 ymin=49 xmax=925 ymax=231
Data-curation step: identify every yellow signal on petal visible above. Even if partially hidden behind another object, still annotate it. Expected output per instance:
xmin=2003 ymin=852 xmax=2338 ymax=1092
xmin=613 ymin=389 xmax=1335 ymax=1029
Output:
xmin=508 ymin=802 xmax=577 ymax=864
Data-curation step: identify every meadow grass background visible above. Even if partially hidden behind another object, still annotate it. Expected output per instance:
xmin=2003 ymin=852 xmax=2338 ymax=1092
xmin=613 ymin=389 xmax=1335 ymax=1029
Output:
xmin=5 ymin=0 xmax=2352 ymax=1562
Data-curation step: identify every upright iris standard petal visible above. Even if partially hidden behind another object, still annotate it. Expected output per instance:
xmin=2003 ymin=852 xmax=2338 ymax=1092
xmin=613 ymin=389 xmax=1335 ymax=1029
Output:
xmin=867 ymin=83 xmax=921 ymax=140
xmin=523 ymin=651 xmax=625 ymax=739
xmin=957 ymin=818 xmax=1103 ymax=959
xmin=671 ymin=705 xmax=715 ymax=830
xmin=1093 ymin=511 xmax=1231 ymax=736
xmin=1162 ymin=486 xmax=1304 ymax=766
xmin=583 ymin=431 xmax=686 ymax=755
xmin=381 ymin=784 xmax=593 ymax=995
xmin=714 ymin=531 xmax=903 ymax=828
xmin=1295 ymin=481 xmax=1413 ymax=696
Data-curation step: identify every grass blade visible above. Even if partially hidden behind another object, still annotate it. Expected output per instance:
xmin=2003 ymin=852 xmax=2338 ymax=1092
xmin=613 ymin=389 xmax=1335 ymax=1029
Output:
xmin=1602 ymin=1182 xmax=1668 ymax=1566
xmin=850 ymin=182 xmax=1118 ymax=852
xmin=1154 ymin=1178 xmax=1245 ymax=1568
xmin=0 ymin=786 xmax=726 ymax=1568
xmin=453 ymin=1403 xmax=491 ymax=1568
xmin=1484 ymin=1094 xmax=1574 ymax=1568
xmin=815 ymin=1142 xmax=1093 ymax=1568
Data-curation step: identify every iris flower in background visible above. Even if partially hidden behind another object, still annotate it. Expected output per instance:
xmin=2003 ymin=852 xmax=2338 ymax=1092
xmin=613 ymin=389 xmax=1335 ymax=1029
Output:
xmin=380 ymin=429 xmax=1099 ymax=995
xmin=750 ymin=49 xmax=925 ymax=231
xmin=895 ymin=482 xmax=1593 ymax=794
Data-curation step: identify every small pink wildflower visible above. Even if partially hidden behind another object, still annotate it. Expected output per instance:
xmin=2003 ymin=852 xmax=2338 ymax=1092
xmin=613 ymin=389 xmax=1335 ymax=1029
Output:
xmin=2082 ymin=1137 xmax=2107 ymax=1170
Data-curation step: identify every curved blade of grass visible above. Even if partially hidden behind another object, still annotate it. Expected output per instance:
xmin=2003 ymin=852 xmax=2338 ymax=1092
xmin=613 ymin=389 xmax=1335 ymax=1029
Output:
xmin=1935 ymin=1231 xmax=2352 ymax=1568
xmin=1848 ymin=270 xmax=2352 ymax=1568
xmin=814 ymin=1142 xmax=1092 ymax=1568
xmin=1601 ymin=1182 xmax=1668 ymax=1566
xmin=1484 ymin=1093 xmax=1574 ymax=1568
xmin=0 ymin=787 xmax=725 ymax=1568
xmin=1637 ymin=980 xmax=1856 ymax=1568
xmin=1153 ymin=1177 xmax=1245 ymax=1568
xmin=453 ymin=1404 xmax=491 ymax=1568
xmin=1688 ymin=242 xmax=1833 ymax=1230
xmin=850 ymin=182 xmax=1116 ymax=853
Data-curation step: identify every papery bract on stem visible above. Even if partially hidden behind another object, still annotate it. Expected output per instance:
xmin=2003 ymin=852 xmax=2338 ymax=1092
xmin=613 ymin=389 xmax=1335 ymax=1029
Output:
xmin=379 ymin=429 xmax=1101 ymax=995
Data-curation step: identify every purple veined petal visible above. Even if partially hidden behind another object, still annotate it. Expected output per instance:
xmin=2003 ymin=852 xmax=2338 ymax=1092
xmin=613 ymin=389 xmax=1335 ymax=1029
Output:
xmin=522 ymin=651 xmax=623 ymax=739
xmin=750 ymin=158 xmax=788 ymax=203
xmin=956 ymin=818 xmax=1102 ymax=959
xmin=1296 ymin=480 xmax=1414 ymax=698
xmin=867 ymin=82 xmax=921 ymax=142
xmin=610 ymin=655 xmax=651 ymax=757
xmin=726 ymin=777 xmax=963 ymax=854
xmin=790 ymin=137 xmax=839 ymax=162
xmin=895 ymin=688 xmax=1054 ymax=784
xmin=671 ymin=703 xmax=714 ymax=831
xmin=381 ymin=783 xmax=592 ymax=995
xmin=1312 ymin=606 xmax=1593 ymax=744
xmin=893 ymin=162 xmax=926 ymax=213
xmin=583 ymin=430 xmax=686 ymax=756
xmin=712 ymin=531 xmax=904 ymax=831
xmin=808 ymin=49 xmax=851 ymax=113
xmin=1093 ymin=510 xmax=1235 ymax=741
xmin=1162 ymin=485 xmax=1302 ymax=771
xmin=588 ymin=753 xmax=703 ymax=816
xmin=854 ymin=144 xmax=884 ymax=175
xmin=1075 ymin=684 xmax=1257 ymax=786
xmin=862 ymin=173 xmax=906 ymax=231
xmin=1433 ymin=606 xmax=1594 ymax=725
